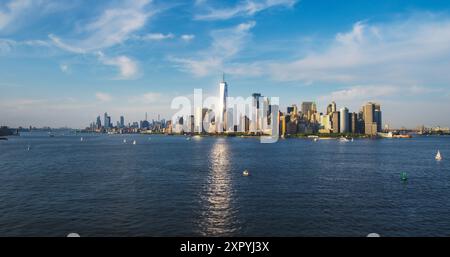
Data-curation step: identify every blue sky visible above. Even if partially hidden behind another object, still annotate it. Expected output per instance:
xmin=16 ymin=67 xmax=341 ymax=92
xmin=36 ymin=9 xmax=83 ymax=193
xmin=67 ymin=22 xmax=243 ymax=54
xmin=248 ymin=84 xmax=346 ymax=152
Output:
xmin=1 ymin=0 xmax=450 ymax=128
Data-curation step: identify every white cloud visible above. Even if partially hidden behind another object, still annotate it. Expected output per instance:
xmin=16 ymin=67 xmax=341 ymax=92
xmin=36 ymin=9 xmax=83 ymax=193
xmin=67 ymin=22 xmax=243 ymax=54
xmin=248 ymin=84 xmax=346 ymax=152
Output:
xmin=0 ymin=0 xmax=35 ymax=30
xmin=180 ymin=34 xmax=195 ymax=42
xmin=97 ymin=52 xmax=139 ymax=80
xmin=134 ymin=33 xmax=175 ymax=41
xmin=49 ymin=0 xmax=153 ymax=52
xmin=95 ymin=92 xmax=113 ymax=102
xmin=170 ymin=21 xmax=256 ymax=76
xmin=195 ymin=0 xmax=297 ymax=20
xmin=268 ymin=16 xmax=450 ymax=86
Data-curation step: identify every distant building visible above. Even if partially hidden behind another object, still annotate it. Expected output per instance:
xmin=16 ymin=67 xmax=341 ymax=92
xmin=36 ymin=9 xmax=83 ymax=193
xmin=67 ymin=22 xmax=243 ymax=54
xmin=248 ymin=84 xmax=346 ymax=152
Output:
xmin=218 ymin=74 xmax=228 ymax=132
xmin=120 ymin=116 xmax=125 ymax=128
xmin=363 ymin=102 xmax=382 ymax=135
xmin=331 ymin=111 xmax=340 ymax=133
xmin=340 ymin=107 xmax=349 ymax=133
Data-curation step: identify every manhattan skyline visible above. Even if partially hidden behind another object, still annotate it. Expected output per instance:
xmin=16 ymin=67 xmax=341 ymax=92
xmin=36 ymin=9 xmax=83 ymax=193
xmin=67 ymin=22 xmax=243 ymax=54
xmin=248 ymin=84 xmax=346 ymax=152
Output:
xmin=1 ymin=0 xmax=450 ymax=128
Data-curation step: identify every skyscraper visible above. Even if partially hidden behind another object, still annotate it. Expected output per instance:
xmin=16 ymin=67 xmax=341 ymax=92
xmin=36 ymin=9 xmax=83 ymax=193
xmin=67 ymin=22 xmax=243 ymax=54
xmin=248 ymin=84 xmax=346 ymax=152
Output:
xmin=252 ymin=93 xmax=262 ymax=132
xmin=120 ymin=116 xmax=125 ymax=128
xmin=218 ymin=74 xmax=228 ymax=133
xmin=96 ymin=116 xmax=102 ymax=129
xmin=331 ymin=111 xmax=340 ymax=133
xmin=104 ymin=112 xmax=111 ymax=129
xmin=362 ymin=102 xmax=382 ymax=135
xmin=340 ymin=107 xmax=349 ymax=133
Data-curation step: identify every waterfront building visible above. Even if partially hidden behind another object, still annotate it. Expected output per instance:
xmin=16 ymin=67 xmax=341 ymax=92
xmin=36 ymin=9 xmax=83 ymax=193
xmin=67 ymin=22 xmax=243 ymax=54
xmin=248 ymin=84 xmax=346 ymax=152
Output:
xmin=340 ymin=107 xmax=349 ymax=133
xmin=217 ymin=74 xmax=228 ymax=133
xmin=104 ymin=112 xmax=111 ymax=129
xmin=363 ymin=102 xmax=382 ymax=135
xmin=279 ymin=112 xmax=286 ymax=137
xmin=251 ymin=93 xmax=262 ymax=133
xmin=96 ymin=116 xmax=102 ymax=129
xmin=120 ymin=116 xmax=125 ymax=128
xmin=350 ymin=112 xmax=358 ymax=133
xmin=195 ymin=107 xmax=203 ymax=133
xmin=331 ymin=111 xmax=340 ymax=133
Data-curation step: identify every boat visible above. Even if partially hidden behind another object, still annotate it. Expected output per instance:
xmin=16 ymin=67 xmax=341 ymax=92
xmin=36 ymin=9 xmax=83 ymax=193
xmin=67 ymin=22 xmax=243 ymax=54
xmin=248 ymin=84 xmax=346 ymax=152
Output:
xmin=339 ymin=137 xmax=349 ymax=142
xmin=26 ymin=145 xmax=31 ymax=151
xmin=351 ymin=138 xmax=354 ymax=142
xmin=243 ymin=169 xmax=250 ymax=176
xmin=123 ymin=139 xmax=127 ymax=144
xmin=401 ymin=172 xmax=408 ymax=181
xmin=186 ymin=137 xmax=191 ymax=141
xmin=48 ymin=132 xmax=55 ymax=137
xmin=313 ymin=138 xmax=319 ymax=142
xmin=436 ymin=150 xmax=442 ymax=161
xmin=133 ymin=140 xmax=137 ymax=145
xmin=0 ymin=137 xmax=7 ymax=141
xmin=80 ymin=137 xmax=84 ymax=142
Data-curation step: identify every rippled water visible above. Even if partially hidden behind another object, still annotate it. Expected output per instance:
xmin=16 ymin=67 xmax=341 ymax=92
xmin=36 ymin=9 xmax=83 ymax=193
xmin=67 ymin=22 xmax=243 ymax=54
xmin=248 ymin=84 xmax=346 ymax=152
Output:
xmin=0 ymin=133 xmax=449 ymax=236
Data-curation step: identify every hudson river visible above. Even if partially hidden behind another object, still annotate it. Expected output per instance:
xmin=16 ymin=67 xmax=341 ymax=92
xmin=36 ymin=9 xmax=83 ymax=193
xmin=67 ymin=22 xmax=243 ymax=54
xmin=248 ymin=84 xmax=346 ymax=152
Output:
xmin=0 ymin=133 xmax=449 ymax=236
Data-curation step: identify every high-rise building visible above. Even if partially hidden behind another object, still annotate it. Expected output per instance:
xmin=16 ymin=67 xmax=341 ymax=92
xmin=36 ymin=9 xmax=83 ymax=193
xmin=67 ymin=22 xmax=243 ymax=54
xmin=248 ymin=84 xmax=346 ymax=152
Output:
xmin=252 ymin=93 xmax=262 ymax=132
xmin=331 ymin=111 xmax=340 ymax=133
xmin=331 ymin=101 xmax=337 ymax=113
xmin=362 ymin=102 xmax=382 ymax=135
xmin=104 ymin=112 xmax=111 ymax=129
xmin=96 ymin=116 xmax=102 ymax=129
xmin=350 ymin=112 xmax=358 ymax=133
xmin=218 ymin=74 xmax=228 ymax=133
xmin=120 ymin=116 xmax=125 ymax=128
xmin=340 ymin=107 xmax=349 ymax=133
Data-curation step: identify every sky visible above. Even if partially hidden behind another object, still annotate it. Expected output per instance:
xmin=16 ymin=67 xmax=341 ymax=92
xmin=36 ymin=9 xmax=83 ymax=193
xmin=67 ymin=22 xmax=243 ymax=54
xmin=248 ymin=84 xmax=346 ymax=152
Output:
xmin=1 ymin=0 xmax=450 ymax=129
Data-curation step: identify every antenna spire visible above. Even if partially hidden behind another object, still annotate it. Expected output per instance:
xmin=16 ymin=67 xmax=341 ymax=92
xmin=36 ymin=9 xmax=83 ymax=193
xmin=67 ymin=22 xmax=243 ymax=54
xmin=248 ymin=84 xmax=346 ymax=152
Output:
xmin=222 ymin=72 xmax=225 ymax=83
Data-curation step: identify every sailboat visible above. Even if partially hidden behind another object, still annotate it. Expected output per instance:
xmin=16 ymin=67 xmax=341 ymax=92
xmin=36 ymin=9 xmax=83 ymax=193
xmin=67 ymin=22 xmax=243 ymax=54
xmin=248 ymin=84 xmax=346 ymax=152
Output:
xmin=401 ymin=172 xmax=408 ymax=181
xmin=26 ymin=145 xmax=31 ymax=151
xmin=80 ymin=137 xmax=84 ymax=142
xmin=133 ymin=140 xmax=137 ymax=145
xmin=436 ymin=150 xmax=442 ymax=161
xmin=123 ymin=139 xmax=127 ymax=144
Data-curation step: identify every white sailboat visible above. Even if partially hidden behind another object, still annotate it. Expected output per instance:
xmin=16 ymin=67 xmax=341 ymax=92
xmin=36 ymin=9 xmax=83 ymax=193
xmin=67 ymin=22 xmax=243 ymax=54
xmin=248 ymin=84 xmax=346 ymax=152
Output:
xmin=436 ymin=150 xmax=442 ymax=161
xmin=80 ymin=137 xmax=84 ymax=142
xmin=133 ymin=140 xmax=137 ymax=145
xmin=123 ymin=139 xmax=127 ymax=144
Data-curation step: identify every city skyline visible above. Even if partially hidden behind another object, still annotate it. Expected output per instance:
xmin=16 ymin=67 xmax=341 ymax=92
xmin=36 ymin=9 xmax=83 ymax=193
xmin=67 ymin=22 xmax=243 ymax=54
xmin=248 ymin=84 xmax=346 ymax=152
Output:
xmin=1 ymin=0 xmax=450 ymax=128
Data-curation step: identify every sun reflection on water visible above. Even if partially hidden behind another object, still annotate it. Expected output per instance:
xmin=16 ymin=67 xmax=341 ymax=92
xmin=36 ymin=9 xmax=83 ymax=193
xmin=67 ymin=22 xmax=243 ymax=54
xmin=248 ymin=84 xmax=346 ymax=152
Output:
xmin=198 ymin=138 xmax=238 ymax=236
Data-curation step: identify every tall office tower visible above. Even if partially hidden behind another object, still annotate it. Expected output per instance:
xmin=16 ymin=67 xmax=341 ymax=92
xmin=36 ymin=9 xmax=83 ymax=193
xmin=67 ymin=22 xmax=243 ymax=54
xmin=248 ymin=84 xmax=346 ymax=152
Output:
xmin=96 ymin=116 xmax=102 ymax=129
xmin=195 ymin=107 xmax=203 ymax=133
xmin=331 ymin=101 xmax=337 ymax=113
xmin=326 ymin=103 xmax=333 ymax=115
xmin=218 ymin=74 xmax=228 ymax=133
xmin=340 ymin=107 xmax=349 ymax=133
xmin=279 ymin=112 xmax=286 ymax=137
xmin=331 ymin=111 xmax=340 ymax=133
xmin=226 ymin=107 xmax=234 ymax=132
xmin=120 ymin=116 xmax=125 ymax=128
xmin=301 ymin=101 xmax=313 ymax=120
xmin=189 ymin=115 xmax=195 ymax=133
xmin=350 ymin=112 xmax=358 ymax=133
xmin=263 ymin=97 xmax=271 ymax=126
xmin=252 ymin=93 xmax=262 ymax=132
xmin=374 ymin=104 xmax=382 ymax=132
xmin=104 ymin=112 xmax=109 ymax=129
xmin=362 ymin=102 xmax=381 ymax=135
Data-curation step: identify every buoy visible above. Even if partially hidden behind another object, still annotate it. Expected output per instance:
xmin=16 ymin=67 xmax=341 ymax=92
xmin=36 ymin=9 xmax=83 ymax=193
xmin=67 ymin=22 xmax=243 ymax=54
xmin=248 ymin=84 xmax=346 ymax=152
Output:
xmin=401 ymin=172 xmax=408 ymax=181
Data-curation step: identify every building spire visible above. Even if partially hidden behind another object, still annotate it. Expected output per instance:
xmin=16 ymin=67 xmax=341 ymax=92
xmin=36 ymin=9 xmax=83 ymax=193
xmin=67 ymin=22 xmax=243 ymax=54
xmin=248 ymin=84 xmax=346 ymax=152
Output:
xmin=222 ymin=72 xmax=225 ymax=83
